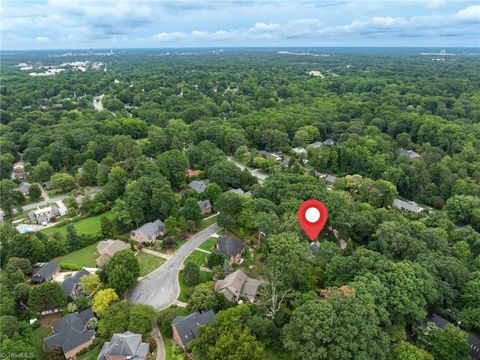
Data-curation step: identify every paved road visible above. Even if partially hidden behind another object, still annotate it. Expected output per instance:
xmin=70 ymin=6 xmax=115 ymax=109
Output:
xmin=128 ymin=223 xmax=221 ymax=309
xmin=20 ymin=186 xmax=101 ymax=212
xmin=227 ymin=156 xmax=267 ymax=183
xmin=151 ymin=320 xmax=166 ymax=360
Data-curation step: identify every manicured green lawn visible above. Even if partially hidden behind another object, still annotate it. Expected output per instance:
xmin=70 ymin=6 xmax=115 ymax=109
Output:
xmin=199 ymin=214 xmax=218 ymax=230
xmin=184 ymin=250 xmax=208 ymax=267
xmin=76 ymin=344 xmax=102 ymax=360
xmin=198 ymin=237 xmax=217 ymax=251
xmin=137 ymin=252 xmax=165 ymax=276
xmin=178 ymin=271 xmax=213 ymax=302
xmin=41 ymin=210 xmax=115 ymax=237
xmin=56 ymin=243 xmax=99 ymax=267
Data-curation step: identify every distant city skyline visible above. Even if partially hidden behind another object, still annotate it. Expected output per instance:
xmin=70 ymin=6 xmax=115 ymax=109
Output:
xmin=1 ymin=0 xmax=479 ymax=50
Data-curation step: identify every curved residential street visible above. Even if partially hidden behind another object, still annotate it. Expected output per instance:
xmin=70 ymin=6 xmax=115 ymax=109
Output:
xmin=128 ymin=223 xmax=221 ymax=309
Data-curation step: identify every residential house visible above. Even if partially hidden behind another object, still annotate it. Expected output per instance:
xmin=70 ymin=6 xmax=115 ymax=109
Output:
xmin=61 ymin=268 xmax=91 ymax=299
xmin=216 ymin=236 xmax=244 ymax=264
xmin=227 ymin=188 xmax=252 ymax=197
xmin=171 ymin=310 xmax=215 ymax=349
xmin=44 ymin=308 xmax=96 ymax=359
xmin=392 ymin=199 xmax=424 ymax=214
xmin=323 ymin=138 xmax=336 ymax=146
xmin=97 ymin=331 xmax=149 ymax=360
xmin=423 ymin=314 xmax=480 ymax=360
xmin=130 ymin=219 xmax=165 ymax=244
xmin=29 ymin=206 xmax=60 ymax=225
xmin=214 ymin=270 xmax=261 ymax=302
xmin=11 ymin=161 xmax=26 ymax=180
xmin=31 ymin=261 xmax=60 ymax=284
xmin=399 ymin=148 xmax=422 ymax=160
xmin=43 ymin=180 xmax=54 ymax=190
xmin=309 ymin=241 xmax=320 ymax=255
xmin=18 ymin=182 xmax=30 ymax=196
xmin=188 ymin=180 xmax=209 ymax=194
xmin=96 ymin=240 xmax=130 ymax=267
xmin=324 ymin=175 xmax=337 ymax=186
xmin=259 ymin=150 xmax=282 ymax=162
xmin=197 ymin=199 xmax=212 ymax=215
xmin=292 ymin=147 xmax=307 ymax=156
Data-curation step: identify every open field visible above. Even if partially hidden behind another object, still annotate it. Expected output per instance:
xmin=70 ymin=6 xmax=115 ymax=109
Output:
xmin=138 ymin=252 xmax=166 ymax=276
xmin=41 ymin=210 xmax=115 ymax=237
xmin=56 ymin=243 xmax=99 ymax=267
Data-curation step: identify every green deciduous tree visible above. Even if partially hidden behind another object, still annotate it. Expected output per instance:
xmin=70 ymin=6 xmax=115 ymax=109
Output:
xmin=105 ymin=250 xmax=139 ymax=294
xmin=183 ymin=261 xmax=200 ymax=286
xmin=28 ymin=281 xmax=68 ymax=312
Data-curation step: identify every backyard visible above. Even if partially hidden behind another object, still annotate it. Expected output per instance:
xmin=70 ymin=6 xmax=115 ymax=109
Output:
xmin=56 ymin=242 xmax=99 ymax=267
xmin=40 ymin=210 xmax=115 ymax=237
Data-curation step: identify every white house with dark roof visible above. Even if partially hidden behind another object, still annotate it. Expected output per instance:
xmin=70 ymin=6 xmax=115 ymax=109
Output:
xmin=29 ymin=206 xmax=60 ymax=225
xmin=97 ymin=331 xmax=149 ymax=360
xmin=172 ymin=310 xmax=215 ymax=349
xmin=130 ymin=219 xmax=164 ymax=243
xmin=392 ymin=199 xmax=424 ymax=214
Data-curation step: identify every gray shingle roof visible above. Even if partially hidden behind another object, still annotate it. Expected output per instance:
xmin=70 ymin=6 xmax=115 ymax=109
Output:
xmin=323 ymin=138 xmax=335 ymax=146
xmin=18 ymin=182 xmax=30 ymax=194
xmin=61 ymin=268 xmax=91 ymax=297
xmin=216 ymin=236 xmax=244 ymax=258
xmin=32 ymin=261 xmax=59 ymax=282
xmin=188 ymin=180 xmax=209 ymax=193
xmin=172 ymin=310 xmax=215 ymax=347
xmin=197 ymin=199 xmax=211 ymax=209
xmin=97 ymin=331 xmax=149 ymax=360
xmin=44 ymin=309 xmax=95 ymax=353
xmin=393 ymin=199 xmax=424 ymax=213
xmin=133 ymin=219 xmax=164 ymax=240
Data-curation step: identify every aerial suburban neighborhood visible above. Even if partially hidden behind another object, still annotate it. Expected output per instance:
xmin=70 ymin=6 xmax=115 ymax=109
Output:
xmin=1 ymin=1 xmax=480 ymax=360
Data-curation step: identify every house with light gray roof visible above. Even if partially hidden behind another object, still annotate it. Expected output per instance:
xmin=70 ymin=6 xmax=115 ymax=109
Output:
xmin=214 ymin=270 xmax=261 ymax=302
xmin=97 ymin=331 xmax=149 ymax=360
xmin=188 ymin=179 xmax=209 ymax=194
xmin=130 ymin=219 xmax=164 ymax=243
xmin=392 ymin=199 xmax=424 ymax=214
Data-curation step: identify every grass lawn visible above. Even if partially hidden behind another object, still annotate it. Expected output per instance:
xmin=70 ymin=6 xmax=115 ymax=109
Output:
xmin=165 ymin=338 xmax=184 ymax=360
xmin=184 ymin=249 xmax=208 ymax=267
xmin=198 ymin=237 xmax=217 ymax=251
xmin=41 ymin=210 xmax=115 ymax=237
xmin=199 ymin=214 xmax=218 ymax=230
xmin=56 ymin=242 xmax=99 ymax=267
xmin=178 ymin=271 xmax=213 ymax=302
xmin=76 ymin=344 xmax=102 ymax=360
xmin=31 ymin=326 xmax=51 ymax=358
xmin=137 ymin=252 xmax=165 ymax=276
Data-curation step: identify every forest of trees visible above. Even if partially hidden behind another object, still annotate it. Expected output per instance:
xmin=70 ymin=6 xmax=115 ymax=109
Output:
xmin=0 ymin=49 xmax=479 ymax=359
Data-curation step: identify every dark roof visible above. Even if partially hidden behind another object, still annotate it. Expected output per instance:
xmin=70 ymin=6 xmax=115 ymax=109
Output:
xmin=309 ymin=241 xmax=320 ymax=255
xmin=188 ymin=180 xmax=209 ymax=193
xmin=217 ymin=236 xmax=244 ymax=258
xmin=44 ymin=308 xmax=95 ymax=353
xmin=197 ymin=199 xmax=211 ymax=209
xmin=61 ymin=268 xmax=91 ymax=297
xmin=172 ymin=310 xmax=215 ymax=347
xmin=32 ymin=261 xmax=59 ymax=281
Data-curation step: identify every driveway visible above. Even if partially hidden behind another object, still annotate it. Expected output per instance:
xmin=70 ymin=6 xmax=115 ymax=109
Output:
xmin=128 ymin=223 xmax=221 ymax=309
xmin=227 ymin=156 xmax=267 ymax=183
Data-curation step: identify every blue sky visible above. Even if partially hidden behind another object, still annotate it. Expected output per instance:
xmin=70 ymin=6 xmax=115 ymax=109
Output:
xmin=1 ymin=0 xmax=479 ymax=49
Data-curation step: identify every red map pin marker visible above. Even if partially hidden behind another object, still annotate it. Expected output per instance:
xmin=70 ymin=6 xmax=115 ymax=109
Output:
xmin=298 ymin=199 xmax=328 ymax=241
